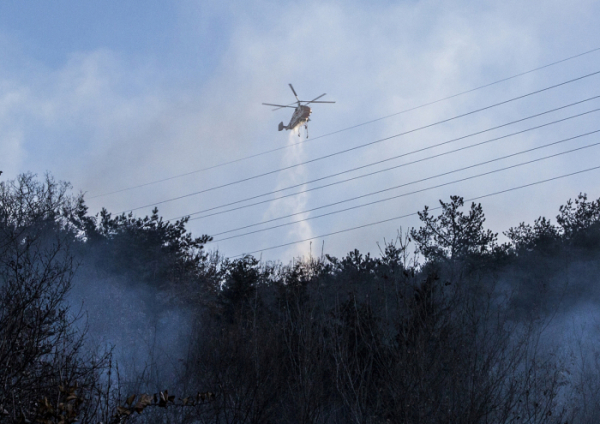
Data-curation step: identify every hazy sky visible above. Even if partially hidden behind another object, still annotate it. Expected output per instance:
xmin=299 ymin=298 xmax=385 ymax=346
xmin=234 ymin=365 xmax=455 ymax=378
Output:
xmin=1 ymin=0 xmax=600 ymax=261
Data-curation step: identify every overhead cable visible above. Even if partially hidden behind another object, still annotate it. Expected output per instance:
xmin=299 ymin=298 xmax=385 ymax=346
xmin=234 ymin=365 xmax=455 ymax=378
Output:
xmin=91 ymin=46 xmax=600 ymax=200
xmin=212 ymin=134 xmax=600 ymax=242
xmin=124 ymin=69 xmax=600 ymax=214
xmin=229 ymin=164 xmax=600 ymax=257
xmin=176 ymin=98 xmax=600 ymax=220
xmin=208 ymin=129 xmax=600 ymax=240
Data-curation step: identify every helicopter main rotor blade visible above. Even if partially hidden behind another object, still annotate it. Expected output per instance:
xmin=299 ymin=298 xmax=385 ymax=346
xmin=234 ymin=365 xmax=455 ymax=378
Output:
xmin=303 ymin=93 xmax=327 ymax=104
xmin=262 ymin=102 xmax=297 ymax=111
xmin=289 ymin=84 xmax=300 ymax=102
xmin=301 ymin=94 xmax=336 ymax=105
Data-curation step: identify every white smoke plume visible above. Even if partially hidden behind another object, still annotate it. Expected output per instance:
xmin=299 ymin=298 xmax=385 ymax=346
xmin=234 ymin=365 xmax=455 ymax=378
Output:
xmin=262 ymin=130 xmax=315 ymax=260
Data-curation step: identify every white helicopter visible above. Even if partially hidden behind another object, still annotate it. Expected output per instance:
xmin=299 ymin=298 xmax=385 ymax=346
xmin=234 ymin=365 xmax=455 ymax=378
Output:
xmin=262 ymin=84 xmax=335 ymax=137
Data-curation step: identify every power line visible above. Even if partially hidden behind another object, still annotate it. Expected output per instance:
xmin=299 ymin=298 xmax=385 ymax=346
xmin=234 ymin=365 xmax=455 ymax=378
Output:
xmin=212 ymin=134 xmax=600 ymax=242
xmin=229 ymin=164 xmax=600 ymax=258
xmin=309 ymin=47 xmax=600 ymax=140
xmin=177 ymin=98 xmax=600 ymax=221
xmin=90 ymin=46 xmax=600 ymax=200
xmin=189 ymin=107 xmax=600 ymax=221
xmin=123 ymin=69 xmax=600 ymax=214
xmin=208 ymin=129 xmax=600 ymax=240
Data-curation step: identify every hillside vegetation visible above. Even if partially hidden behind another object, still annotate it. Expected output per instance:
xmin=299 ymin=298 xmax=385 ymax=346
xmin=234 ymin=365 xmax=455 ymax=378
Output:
xmin=2 ymin=173 xmax=600 ymax=424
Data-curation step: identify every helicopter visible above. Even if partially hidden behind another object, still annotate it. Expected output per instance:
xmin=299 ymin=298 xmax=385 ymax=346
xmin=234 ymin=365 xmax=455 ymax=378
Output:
xmin=262 ymin=84 xmax=335 ymax=137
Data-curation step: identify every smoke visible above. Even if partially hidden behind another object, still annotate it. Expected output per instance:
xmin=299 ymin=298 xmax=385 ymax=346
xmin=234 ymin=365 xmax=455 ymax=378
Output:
xmin=262 ymin=129 xmax=315 ymax=260
xmin=68 ymin=264 xmax=193 ymax=391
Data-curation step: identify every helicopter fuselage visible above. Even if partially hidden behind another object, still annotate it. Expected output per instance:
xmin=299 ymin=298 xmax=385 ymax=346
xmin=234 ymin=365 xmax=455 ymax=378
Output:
xmin=285 ymin=105 xmax=311 ymax=130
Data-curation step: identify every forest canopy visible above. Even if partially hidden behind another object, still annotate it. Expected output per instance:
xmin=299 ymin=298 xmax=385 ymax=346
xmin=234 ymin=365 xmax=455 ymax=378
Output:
xmin=2 ymin=172 xmax=600 ymax=424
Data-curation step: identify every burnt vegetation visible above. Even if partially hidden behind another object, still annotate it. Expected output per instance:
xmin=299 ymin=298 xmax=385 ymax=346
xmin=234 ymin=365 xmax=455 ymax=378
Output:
xmin=2 ymin=173 xmax=600 ymax=423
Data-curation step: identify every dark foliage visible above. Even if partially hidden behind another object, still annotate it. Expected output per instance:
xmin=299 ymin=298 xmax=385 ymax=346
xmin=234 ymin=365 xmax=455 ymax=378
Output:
xmin=3 ymin=174 xmax=600 ymax=423
xmin=0 ymin=174 xmax=107 ymax=424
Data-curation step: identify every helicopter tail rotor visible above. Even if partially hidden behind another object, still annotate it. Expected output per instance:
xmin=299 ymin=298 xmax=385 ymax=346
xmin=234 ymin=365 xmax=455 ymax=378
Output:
xmin=278 ymin=122 xmax=286 ymax=131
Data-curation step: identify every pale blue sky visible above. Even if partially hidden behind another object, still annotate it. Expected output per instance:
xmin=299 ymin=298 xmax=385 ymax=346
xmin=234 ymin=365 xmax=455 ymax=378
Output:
xmin=2 ymin=1 xmax=600 ymax=261
xmin=0 ymin=2 xmax=230 ymax=81
xmin=0 ymin=2 xmax=177 ymax=59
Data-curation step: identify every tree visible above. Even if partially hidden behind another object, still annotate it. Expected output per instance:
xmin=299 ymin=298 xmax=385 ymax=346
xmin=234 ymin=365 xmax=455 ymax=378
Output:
xmin=0 ymin=173 xmax=106 ymax=424
xmin=76 ymin=206 xmax=211 ymax=291
xmin=411 ymin=196 xmax=497 ymax=263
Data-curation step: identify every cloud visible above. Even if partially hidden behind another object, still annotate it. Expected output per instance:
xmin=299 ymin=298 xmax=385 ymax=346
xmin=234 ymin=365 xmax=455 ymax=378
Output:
xmin=2 ymin=0 xmax=600 ymax=261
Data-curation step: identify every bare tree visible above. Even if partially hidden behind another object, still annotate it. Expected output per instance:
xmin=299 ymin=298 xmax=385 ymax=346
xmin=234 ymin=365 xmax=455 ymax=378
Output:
xmin=0 ymin=173 xmax=105 ymax=424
